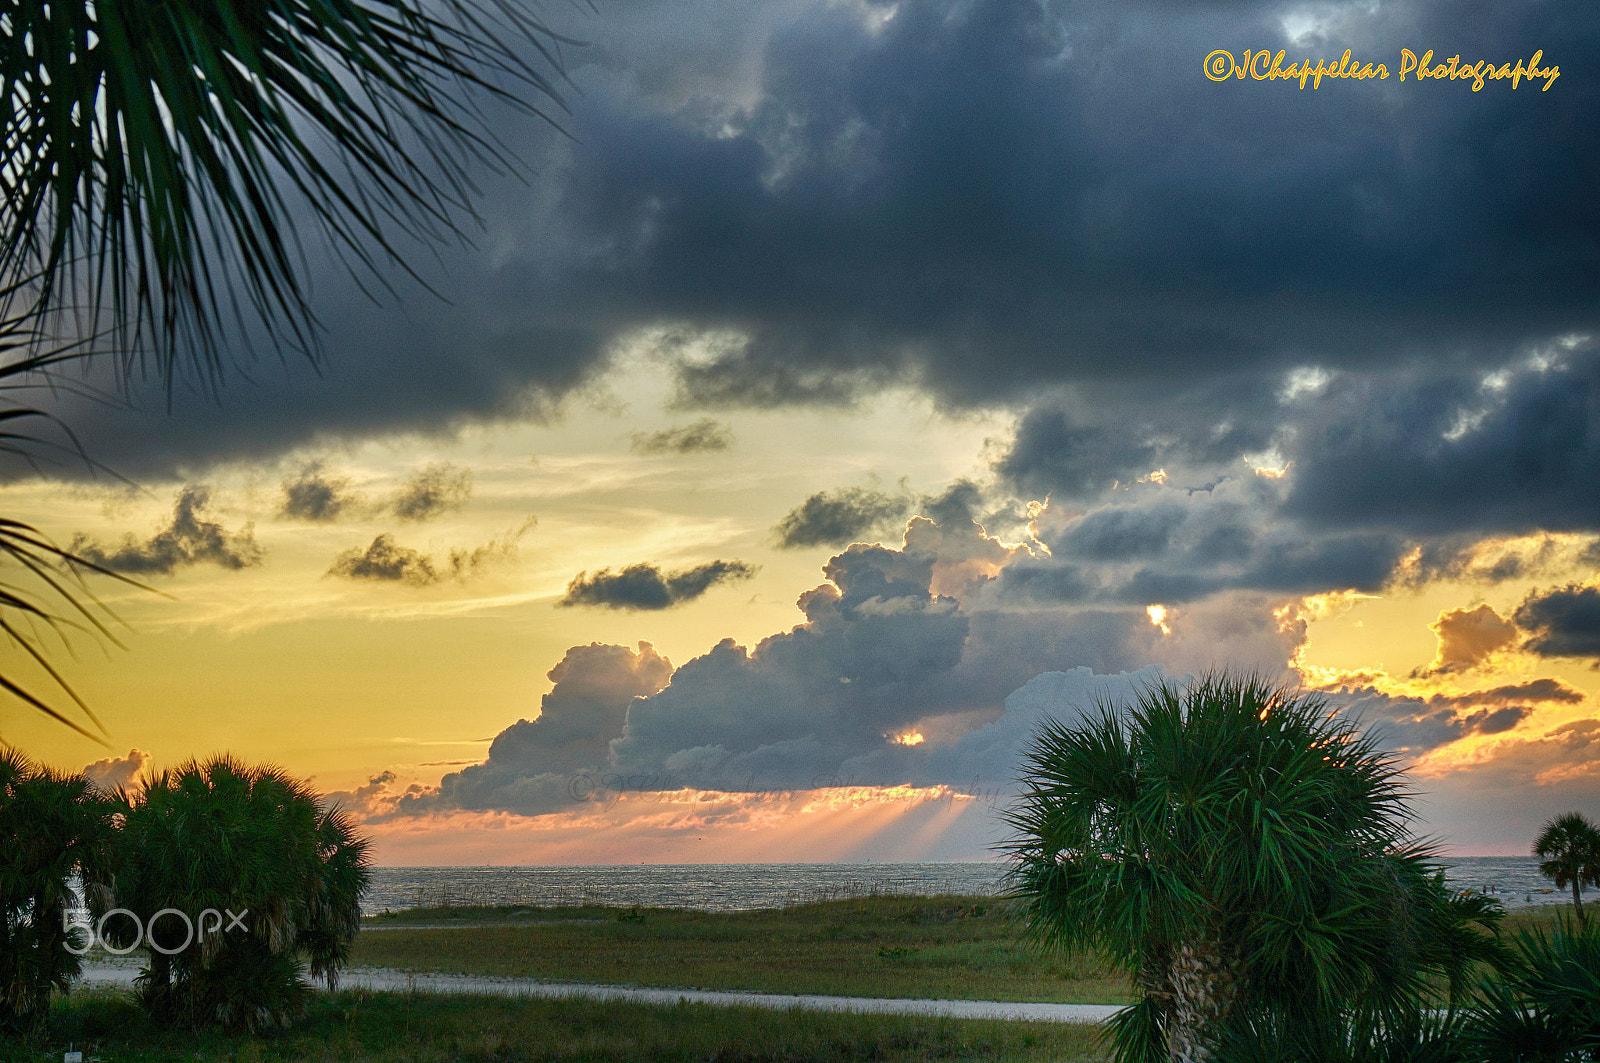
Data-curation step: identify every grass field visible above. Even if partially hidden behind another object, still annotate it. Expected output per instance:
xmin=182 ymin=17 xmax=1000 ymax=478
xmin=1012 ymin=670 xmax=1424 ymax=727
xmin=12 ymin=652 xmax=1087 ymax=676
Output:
xmin=7 ymin=896 xmax=1575 ymax=1062
xmin=355 ymin=895 xmax=1128 ymax=1004
xmin=5 ymin=988 xmax=1112 ymax=1063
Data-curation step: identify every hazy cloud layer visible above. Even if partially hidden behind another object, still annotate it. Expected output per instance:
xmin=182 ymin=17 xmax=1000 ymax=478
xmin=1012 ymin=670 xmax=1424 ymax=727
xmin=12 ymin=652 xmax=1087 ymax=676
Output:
xmin=560 ymin=560 xmax=757 ymax=610
xmin=773 ymin=487 xmax=910 ymax=549
xmin=631 ymin=418 xmax=734 ymax=454
xmin=71 ymin=485 xmax=263 ymax=575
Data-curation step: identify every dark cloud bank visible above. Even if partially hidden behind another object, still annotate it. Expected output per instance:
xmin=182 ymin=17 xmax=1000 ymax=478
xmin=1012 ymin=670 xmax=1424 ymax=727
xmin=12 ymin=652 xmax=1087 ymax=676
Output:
xmin=25 ymin=0 xmax=1596 ymax=483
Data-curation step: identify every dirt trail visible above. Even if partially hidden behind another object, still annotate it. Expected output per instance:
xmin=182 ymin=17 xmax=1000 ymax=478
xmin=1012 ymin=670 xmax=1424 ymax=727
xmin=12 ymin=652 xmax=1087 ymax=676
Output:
xmin=74 ymin=962 xmax=1120 ymax=1024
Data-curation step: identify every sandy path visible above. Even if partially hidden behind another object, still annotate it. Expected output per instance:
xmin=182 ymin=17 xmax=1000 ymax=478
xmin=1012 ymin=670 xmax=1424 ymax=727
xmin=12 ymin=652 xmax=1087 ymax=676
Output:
xmin=74 ymin=962 xmax=1120 ymax=1024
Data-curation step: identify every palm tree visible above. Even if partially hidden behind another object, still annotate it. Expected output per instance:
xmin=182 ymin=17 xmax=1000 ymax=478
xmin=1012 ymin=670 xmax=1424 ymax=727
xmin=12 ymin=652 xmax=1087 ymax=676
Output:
xmin=0 ymin=0 xmax=572 ymax=733
xmin=0 ymin=746 xmax=118 ymax=1031
xmin=1464 ymin=917 xmax=1600 ymax=1062
xmin=109 ymin=756 xmax=371 ymax=1031
xmin=1533 ymin=812 xmax=1600 ymax=927
xmin=1005 ymin=672 xmax=1505 ymax=1063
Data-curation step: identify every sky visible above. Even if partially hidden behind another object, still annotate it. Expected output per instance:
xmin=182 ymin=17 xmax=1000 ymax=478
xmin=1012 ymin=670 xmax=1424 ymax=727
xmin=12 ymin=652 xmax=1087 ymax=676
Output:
xmin=3 ymin=0 xmax=1598 ymax=863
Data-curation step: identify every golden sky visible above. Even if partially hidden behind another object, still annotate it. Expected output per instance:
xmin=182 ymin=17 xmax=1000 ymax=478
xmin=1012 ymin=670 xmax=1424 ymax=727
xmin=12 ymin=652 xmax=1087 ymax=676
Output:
xmin=5 ymin=0 xmax=1599 ymax=864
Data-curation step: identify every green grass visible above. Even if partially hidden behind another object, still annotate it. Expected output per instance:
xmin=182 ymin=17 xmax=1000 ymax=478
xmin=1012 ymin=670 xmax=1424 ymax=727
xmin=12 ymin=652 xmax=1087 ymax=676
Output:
xmin=1496 ymin=904 xmax=1579 ymax=937
xmin=4 ymin=987 xmax=1112 ymax=1063
xmin=355 ymin=895 xmax=1127 ymax=1004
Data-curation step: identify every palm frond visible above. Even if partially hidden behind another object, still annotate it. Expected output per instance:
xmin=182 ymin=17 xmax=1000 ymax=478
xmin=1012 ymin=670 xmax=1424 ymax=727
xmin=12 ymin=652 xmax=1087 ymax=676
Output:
xmin=1 ymin=0 xmax=576 ymax=381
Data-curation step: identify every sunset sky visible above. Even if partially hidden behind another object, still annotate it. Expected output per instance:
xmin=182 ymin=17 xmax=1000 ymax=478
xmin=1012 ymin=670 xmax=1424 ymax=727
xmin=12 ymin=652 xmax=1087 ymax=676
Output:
xmin=4 ymin=0 xmax=1597 ymax=864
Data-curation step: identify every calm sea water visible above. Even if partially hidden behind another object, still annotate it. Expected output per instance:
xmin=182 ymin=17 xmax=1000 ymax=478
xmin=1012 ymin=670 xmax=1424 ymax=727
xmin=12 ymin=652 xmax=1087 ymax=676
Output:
xmin=363 ymin=857 xmax=1560 ymax=916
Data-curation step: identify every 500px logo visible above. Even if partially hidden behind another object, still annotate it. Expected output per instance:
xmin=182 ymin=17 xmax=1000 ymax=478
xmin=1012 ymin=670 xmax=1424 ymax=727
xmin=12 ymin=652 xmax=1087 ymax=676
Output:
xmin=61 ymin=906 xmax=250 ymax=956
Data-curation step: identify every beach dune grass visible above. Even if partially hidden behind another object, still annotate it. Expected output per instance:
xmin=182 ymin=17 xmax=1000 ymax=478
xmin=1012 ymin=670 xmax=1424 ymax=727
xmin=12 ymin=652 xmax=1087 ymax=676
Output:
xmin=356 ymin=895 xmax=1127 ymax=1004
xmin=12 ymin=987 xmax=1112 ymax=1063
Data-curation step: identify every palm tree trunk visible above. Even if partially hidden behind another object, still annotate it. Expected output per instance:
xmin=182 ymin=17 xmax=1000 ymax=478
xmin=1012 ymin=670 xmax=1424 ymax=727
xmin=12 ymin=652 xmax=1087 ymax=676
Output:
xmin=1574 ymin=880 xmax=1586 ymax=926
xmin=1164 ymin=939 xmax=1241 ymax=1063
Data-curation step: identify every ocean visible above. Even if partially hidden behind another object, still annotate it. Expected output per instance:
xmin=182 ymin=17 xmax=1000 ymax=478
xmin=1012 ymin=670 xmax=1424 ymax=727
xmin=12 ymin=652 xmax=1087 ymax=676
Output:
xmin=363 ymin=856 xmax=1561 ymax=916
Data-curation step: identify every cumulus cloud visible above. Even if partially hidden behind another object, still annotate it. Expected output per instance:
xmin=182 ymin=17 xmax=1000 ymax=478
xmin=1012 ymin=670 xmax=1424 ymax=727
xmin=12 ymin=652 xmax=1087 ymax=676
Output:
xmin=81 ymin=749 xmax=150 ymax=793
xmin=772 ymin=486 xmax=910 ymax=549
xmin=279 ymin=462 xmax=361 ymax=522
xmin=1514 ymin=583 xmax=1600 ymax=661
xmin=70 ymin=485 xmax=263 ymax=575
xmin=328 ymin=519 xmax=534 ymax=586
xmin=396 ymin=642 xmax=674 ymax=816
xmin=604 ymin=515 xmax=1141 ymax=790
xmin=559 ymin=560 xmax=757 ymax=610
xmin=390 ymin=463 xmax=472 ymax=522
xmin=387 ymin=510 xmax=1177 ymax=819
xmin=631 ymin=418 xmax=734 ymax=454
xmin=320 ymin=771 xmax=404 ymax=819
xmin=1416 ymin=604 xmax=1521 ymax=676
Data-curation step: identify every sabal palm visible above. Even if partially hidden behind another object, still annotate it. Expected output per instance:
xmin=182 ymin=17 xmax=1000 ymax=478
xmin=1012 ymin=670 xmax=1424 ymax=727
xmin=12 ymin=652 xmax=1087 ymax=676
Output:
xmin=110 ymin=756 xmax=371 ymax=1030
xmin=1533 ymin=811 xmax=1600 ymax=926
xmin=1006 ymin=672 xmax=1504 ymax=1063
xmin=0 ymin=0 xmax=568 ymax=731
xmin=0 ymin=746 xmax=117 ymax=1031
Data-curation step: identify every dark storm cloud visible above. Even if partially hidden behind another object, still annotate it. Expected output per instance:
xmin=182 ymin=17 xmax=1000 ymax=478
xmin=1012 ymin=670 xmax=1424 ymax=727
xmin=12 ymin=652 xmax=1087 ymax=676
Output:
xmin=559 ymin=560 xmax=758 ymax=610
xmin=70 ymin=485 xmax=263 ymax=575
xmin=279 ymin=463 xmax=360 ymax=522
xmin=1286 ymin=349 xmax=1600 ymax=536
xmin=630 ymin=418 xmax=734 ymax=454
xmin=994 ymin=383 xmax=1281 ymax=500
xmin=389 ymin=463 xmax=472 ymax=522
xmin=772 ymin=486 xmax=910 ymax=549
xmin=561 ymin=0 xmax=1598 ymax=409
xmin=1514 ymin=583 xmax=1600 ymax=661
xmin=1059 ymin=504 xmax=1188 ymax=561
xmin=1000 ymin=484 xmax=1409 ymax=605
xmin=28 ymin=0 xmax=1595 ymax=480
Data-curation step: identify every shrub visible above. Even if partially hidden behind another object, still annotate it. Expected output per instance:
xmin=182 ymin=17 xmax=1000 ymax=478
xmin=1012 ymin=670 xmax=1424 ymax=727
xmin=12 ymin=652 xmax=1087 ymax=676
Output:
xmin=109 ymin=756 xmax=370 ymax=1031
xmin=0 ymin=747 xmax=116 ymax=1032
